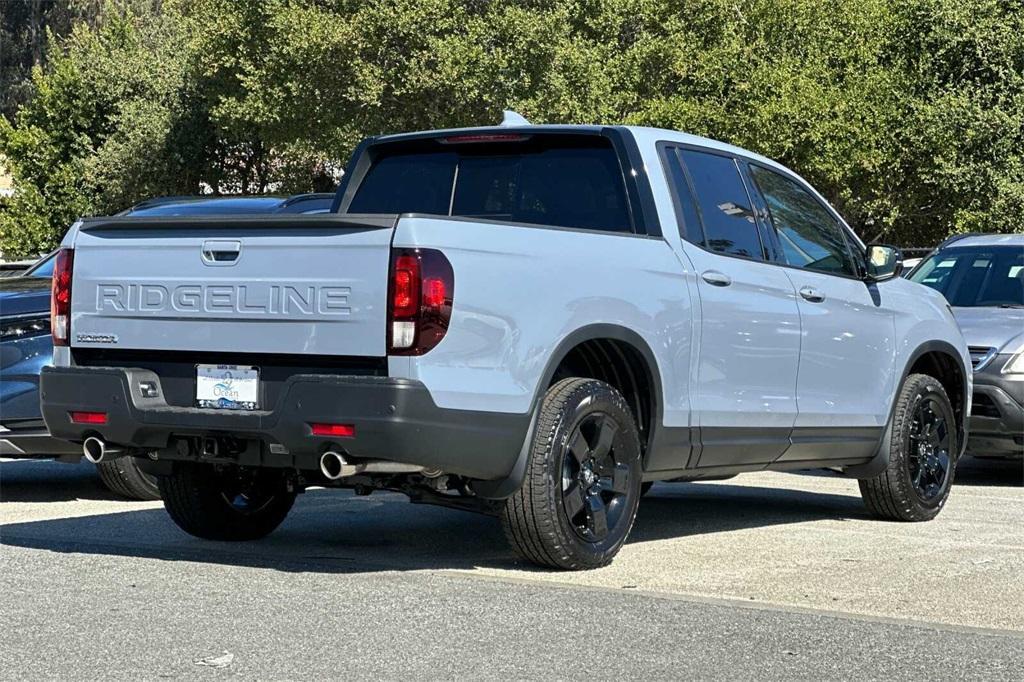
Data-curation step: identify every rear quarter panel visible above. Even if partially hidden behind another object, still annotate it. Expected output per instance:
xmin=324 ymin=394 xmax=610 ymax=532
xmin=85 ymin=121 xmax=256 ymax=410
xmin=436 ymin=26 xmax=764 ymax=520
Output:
xmin=387 ymin=216 xmax=694 ymax=427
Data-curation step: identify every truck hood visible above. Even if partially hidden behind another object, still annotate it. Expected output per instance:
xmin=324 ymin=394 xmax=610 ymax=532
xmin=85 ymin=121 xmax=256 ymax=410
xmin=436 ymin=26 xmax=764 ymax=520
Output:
xmin=0 ymin=276 xmax=51 ymax=318
xmin=952 ymin=306 xmax=1024 ymax=354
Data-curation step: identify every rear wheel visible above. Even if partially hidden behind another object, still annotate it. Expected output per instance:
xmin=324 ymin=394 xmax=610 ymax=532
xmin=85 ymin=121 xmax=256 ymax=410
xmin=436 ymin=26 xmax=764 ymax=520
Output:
xmin=859 ymin=373 xmax=958 ymax=521
xmin=501 ymin=378 xmax=642 ymax=570
xmin=159 ymin=462 xmax=296 ymax=540
xmin=95 ymin=457 xmax=161 ymax=501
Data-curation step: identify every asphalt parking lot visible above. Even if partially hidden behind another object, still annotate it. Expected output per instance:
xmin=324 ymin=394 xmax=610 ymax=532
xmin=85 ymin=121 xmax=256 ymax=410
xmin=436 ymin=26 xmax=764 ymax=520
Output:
xmin=1 ymin=456 xmax=1022 ymax=680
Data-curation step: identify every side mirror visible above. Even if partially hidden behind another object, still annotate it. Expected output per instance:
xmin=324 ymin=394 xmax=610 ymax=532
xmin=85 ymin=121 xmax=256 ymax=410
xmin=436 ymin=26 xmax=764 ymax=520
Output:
xmin=864 ymin=244 xmax=903 ymax=282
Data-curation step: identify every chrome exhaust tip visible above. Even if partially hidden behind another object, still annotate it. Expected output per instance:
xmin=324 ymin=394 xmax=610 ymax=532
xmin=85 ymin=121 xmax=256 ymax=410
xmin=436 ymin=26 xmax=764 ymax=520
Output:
xmin=83 ymin=436 xmax=120 ymax=464
xmin=320 ymin=451 xmax=357 ymax=480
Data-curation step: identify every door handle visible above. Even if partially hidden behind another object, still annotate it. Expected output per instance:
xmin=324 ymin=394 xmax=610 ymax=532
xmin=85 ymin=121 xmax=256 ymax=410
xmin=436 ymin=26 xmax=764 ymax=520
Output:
xmin=701 ymin=270 xmax=732 ymax=287
xmin=201 ymin=240 xmax=242 ymax=266
xmin=799 ymin=286 xmax=825 ymax=303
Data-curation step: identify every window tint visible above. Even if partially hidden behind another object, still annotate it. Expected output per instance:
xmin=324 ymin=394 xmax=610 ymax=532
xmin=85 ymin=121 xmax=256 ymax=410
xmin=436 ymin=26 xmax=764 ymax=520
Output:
xmin=679 ymin=150 xmax=763 ymax=259
xmin=348 ymin=139 xmax=631 ymax=232
xmin=349 ymin=152 xmax=457 ymax=215
xmin=662 ymin=149 xmax=703 ymax=243
xmin=26 ymin=253 xmax=56 ymax=278
xmin=749 ymin=166 xmax=856 ymax=276
xmin=909 ymin=246 xmax=1024 ymax=307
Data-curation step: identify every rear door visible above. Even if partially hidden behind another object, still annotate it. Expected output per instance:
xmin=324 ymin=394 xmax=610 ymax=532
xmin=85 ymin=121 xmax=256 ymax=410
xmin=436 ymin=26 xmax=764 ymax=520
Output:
xmin=69 ymin=215 xmax=396 ymax=357
xmin=745 ymin=163 xmax=896 ymax=463
xmin=664 ymin=147 xmax=802 ymax=467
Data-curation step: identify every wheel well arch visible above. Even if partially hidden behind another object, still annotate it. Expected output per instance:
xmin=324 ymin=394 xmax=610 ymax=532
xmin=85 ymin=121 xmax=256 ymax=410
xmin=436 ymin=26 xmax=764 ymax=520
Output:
xmin=904 ymin=342 xmax=968 ymax=450
xmin=538 ymin=325 xmax=663 ymax=457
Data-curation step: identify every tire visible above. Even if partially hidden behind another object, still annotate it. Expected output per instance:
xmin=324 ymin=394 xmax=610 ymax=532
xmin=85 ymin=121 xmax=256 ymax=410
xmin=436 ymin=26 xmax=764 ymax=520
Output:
xmin=95 ymin=456 xmax=161 ymax=501
xmin=501 ymin=378 xmax=643 ymax=570
xmin=859 ymin=373 xmax=958 ymax=522
xmin=158 ymin=462 xmax=296 ymax=541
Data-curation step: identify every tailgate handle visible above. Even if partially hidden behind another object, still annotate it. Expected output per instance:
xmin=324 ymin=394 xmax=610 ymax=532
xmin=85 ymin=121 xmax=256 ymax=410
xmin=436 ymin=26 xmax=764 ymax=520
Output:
xmin=201 ymin=240 xmax=242 ymax=266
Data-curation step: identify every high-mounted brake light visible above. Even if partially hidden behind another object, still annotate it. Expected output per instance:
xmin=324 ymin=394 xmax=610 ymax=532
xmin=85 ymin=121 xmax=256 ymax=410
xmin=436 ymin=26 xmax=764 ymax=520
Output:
xmin=439 ymin=134 xmax=530 ymax=144
xmin=387 ymin=248 xmax=454 ymax=355
xmin=51 ymin=248 xmax=74 ymax=347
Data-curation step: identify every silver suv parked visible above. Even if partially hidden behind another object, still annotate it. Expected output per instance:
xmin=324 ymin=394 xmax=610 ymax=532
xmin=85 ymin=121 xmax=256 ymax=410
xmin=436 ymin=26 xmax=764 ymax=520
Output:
xmin=908 ymin=234 xmax=1024 ymax=460
xmin=40 ymin=121 xmax=971 ymax=569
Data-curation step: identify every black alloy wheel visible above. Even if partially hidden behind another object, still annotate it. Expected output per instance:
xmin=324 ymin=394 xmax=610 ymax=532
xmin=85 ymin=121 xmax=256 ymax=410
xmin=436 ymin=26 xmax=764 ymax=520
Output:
xmin=502 ymin=378 xmax=643 ymax=570
xmin=561 ymin=412 xmax=633 ymax=542
xmin=907 ymin=395 xmax=952 ymax=502
xmin=859 ymin=373 xmax=958 ymax=522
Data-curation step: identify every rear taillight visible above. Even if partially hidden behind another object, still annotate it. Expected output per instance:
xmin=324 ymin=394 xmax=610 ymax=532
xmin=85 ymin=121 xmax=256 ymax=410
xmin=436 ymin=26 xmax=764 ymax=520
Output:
xmin=51 ymin=248 xmax=74 ymax=346
xmin=387 ymin=248 xmax=454 ymax=355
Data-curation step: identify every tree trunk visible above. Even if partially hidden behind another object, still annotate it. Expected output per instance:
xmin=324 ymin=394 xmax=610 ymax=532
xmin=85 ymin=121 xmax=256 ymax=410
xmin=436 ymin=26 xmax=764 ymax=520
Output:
xmin=30 ymin=0 xmax=43 ymax=67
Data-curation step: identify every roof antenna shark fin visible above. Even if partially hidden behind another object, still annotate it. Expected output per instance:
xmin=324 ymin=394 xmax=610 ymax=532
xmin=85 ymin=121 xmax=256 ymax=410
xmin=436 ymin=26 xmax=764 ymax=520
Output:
xmin=500 ymin=110 xmax=531 ymax=127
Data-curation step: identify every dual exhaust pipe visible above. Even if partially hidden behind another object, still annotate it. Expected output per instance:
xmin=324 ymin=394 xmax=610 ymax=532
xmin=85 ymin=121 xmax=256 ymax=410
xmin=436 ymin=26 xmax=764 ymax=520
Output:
xmin=84 ymin=438 xmax=431 ymax=479
xmin=319 ymin=450 xmax=437 ymax=480
xmin=82 ymin=436 xmax=122 ymax=464
xmin=319 ymin=451 xmax=359 ymax=480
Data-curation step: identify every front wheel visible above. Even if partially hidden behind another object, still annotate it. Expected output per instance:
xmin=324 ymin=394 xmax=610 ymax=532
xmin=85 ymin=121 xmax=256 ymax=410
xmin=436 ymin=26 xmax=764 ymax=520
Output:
xmin=501 ymin=378 xmax=643 ymax=570
xmin=159 ymin=462 xmax=296 ymax=541
xmin=859 ymin=373 xmax=958 ymax=521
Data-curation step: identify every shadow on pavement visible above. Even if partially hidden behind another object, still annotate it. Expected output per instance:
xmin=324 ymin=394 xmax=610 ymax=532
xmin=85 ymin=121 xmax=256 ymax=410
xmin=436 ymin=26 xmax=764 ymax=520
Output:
xmin=789 ymin=456 xmax=1023 ymax=488
xmin=0 ymin=458 xmax=115 ymax=503
xmin=956 ymin=456 xmax=1024 ymax=487
xmin=1 ymin=472 xmax=870 ymax=574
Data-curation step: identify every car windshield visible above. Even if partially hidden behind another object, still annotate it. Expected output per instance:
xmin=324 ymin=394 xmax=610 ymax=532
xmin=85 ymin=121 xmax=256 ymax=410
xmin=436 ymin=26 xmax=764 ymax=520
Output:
xmin=909 ymin=245 xmax=1024 ymax=307
xmin=23 ymin=252 xmax=55 ymax=278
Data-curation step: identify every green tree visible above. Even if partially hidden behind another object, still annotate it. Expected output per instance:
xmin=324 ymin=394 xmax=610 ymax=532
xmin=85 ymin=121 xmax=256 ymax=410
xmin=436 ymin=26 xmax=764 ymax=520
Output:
xmin=2 ymin=0 xmax=1022 ymax=259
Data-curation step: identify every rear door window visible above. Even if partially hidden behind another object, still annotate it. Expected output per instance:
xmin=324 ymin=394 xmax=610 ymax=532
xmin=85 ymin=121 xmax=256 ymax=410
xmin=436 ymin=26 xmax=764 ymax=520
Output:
xmin=748 ymin=165 xmax=857 ymax=277
xmin=348 ymin=137 xmax=632 ymax=233
xmin=678 ymin=150 xmax=764 ymax=260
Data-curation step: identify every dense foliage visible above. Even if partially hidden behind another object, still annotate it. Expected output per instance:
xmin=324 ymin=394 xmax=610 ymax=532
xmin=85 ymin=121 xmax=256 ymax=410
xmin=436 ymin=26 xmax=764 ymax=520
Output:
xmin=1 ymin=0 xmax=1022 ymax=258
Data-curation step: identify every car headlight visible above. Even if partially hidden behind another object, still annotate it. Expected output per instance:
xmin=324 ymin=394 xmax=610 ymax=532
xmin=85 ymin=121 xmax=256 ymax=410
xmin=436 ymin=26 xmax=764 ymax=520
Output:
xmin=1002 ymin=350 xmax=1024 ymax=376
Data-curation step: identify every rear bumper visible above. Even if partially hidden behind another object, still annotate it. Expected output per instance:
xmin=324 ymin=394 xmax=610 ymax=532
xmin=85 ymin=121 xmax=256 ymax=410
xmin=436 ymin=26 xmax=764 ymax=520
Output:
xmin=968 ymin=383 xmax=1024 ymax=460
xmin=40 ymin=366 xmax=528 ymax=480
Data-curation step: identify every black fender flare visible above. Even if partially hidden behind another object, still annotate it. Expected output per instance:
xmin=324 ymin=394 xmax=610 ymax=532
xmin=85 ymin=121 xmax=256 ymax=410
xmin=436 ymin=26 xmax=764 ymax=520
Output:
xmin=471 ymin=324 xmax=665 ymax=499
xmin=844 ymin=339 xmax=969 ymax=479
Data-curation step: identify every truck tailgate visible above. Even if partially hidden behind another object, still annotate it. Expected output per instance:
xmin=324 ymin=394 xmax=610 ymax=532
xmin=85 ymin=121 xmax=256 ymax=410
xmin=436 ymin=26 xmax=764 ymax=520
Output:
xmin=69 ymin=215 xmax=396 ymax=357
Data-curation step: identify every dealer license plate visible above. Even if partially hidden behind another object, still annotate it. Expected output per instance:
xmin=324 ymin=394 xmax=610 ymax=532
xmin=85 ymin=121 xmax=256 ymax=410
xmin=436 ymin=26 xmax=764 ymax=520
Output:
xmin=196 ymin=364 xmax=259 ymax=410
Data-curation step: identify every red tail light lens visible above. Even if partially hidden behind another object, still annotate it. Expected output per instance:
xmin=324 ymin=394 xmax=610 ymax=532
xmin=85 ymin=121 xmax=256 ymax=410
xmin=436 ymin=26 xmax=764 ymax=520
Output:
xmin=387 ymin=248 xmax=454 ymax=355
xmin=391 ymin=255 xmax=420 ymax=319
xmin=423 ymin=278 xmax=447 ymax=308
xmin=51 ymin=248 xmax=74 ymax=346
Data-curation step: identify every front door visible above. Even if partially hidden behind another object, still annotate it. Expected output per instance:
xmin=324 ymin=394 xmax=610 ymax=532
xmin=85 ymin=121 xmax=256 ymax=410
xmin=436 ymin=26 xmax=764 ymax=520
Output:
xmin=666 ymin=148 xmax=802 ymax=467
xmin=745 ymin=164 xmax=895 ymax=464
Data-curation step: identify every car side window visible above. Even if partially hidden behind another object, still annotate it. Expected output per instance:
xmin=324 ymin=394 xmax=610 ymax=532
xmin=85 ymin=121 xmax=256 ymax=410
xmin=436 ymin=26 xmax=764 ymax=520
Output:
xmin=748 ymin=165 xmax=857 ymax=277
xmin=661 ymin=148 xmax=704 ymax=243
xmin=679 ymin=150 xmax=764 ymax=260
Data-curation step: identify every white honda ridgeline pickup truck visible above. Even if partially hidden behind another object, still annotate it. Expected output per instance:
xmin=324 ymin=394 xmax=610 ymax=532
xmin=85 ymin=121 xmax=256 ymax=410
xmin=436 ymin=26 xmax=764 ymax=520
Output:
xmin=41 ymin=118 xmax=970 ymax=569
